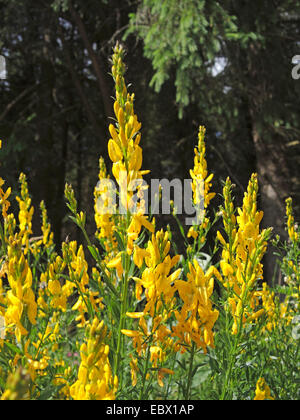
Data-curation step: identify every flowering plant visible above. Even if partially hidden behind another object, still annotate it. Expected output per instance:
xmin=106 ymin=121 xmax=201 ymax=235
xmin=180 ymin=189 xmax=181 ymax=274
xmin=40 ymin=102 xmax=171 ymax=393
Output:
xmin=0 ymin=46 xmax=299 ymax=401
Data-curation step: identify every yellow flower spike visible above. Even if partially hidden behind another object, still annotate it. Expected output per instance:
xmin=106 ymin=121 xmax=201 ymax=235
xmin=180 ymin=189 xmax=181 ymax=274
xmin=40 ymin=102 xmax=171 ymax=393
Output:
xmin=218 ymin=174 xmax=272 ymax=335
xmin=174 ymin=258 xmax=219 ymax=352
xmin=188 ymin=126 xmax=215 ymax=241
xmin=286 ymin=197 xmax=298 ymax=242
xmin=125 ymin=225 xmax=182 ymax=368
xmin=0 ymin=183 xmax=11 ymax=219
xmin=40 ymin=201 xmax=54 ymax=249
xmin=94 ymin=156 xmax=118 ymax=252
xmin=106 ymin=44 xmax=152 ymax=259
xmin=70 ymin=317 xmax=116 ymax=400
xmin=4 ymin=239 xmax=37 ymax=342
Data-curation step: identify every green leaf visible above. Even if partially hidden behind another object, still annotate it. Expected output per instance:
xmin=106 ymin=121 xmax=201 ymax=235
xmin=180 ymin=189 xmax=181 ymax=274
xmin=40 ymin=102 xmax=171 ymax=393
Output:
xmin=88 ymin=245 xmax=100 ymax=263
xmin=4 ymin=341 xmax=23 ymax=356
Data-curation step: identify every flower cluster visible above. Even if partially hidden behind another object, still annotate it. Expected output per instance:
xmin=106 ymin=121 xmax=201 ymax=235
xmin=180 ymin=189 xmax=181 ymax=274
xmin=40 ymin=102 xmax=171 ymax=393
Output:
xmin=109 ymin=44 xmax=149 ymax=217
xmin=217 ymin=175 xmax=272 ymax=335
xmin=122 ymin=230 xmax=180 ymax=387
xmin=70 ymin=318 xmax=118 ymax=400
xmin=0 ymin=141 xmax=11 ymax=220
xmin=38 ymin=255 xmax=71 ymax=313
xmin=94 ymin=157 xmax=118 ymax=253
xmin=174 ymin=260 xmax=219 ymax=352
xmin=286 ymin=197 xmax=298 ymax=243
xmin=16 ymin=173 xmax=34 ymax=253
xmin=187 ymin=126 xmax=215 ymax=241
xmin=0 ymin=46 xmax=298 ymax=401
xmin=4 ymin=238 xmax=37 ymax=343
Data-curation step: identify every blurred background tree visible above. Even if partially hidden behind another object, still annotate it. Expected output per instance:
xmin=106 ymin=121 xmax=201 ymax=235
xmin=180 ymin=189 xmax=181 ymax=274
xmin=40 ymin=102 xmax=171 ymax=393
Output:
xmin=127 ymin=0 xmax=300 ymax=281
xmin=1 ymin=0 xmax=300 ymax=283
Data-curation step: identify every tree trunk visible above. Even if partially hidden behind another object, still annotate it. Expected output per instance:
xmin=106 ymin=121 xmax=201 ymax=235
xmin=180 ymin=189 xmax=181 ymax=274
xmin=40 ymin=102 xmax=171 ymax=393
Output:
xmin=34 ymin=28 xmax=58 ymax=242
xmin=250 ymin=117 xmax=290 ymax=285
xmin=68 ymin=1 xmax=112 ymax=120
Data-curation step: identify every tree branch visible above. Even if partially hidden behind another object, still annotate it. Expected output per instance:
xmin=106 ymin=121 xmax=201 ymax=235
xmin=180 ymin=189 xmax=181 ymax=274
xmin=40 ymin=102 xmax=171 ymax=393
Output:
xmin=0 ymin=85 xmax=37 ymax=122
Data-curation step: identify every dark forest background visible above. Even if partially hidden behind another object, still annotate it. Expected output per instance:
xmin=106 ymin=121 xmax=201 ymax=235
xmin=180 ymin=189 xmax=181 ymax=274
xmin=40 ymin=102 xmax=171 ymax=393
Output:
xmin=1 ymin=0 xmax=300 ymax=283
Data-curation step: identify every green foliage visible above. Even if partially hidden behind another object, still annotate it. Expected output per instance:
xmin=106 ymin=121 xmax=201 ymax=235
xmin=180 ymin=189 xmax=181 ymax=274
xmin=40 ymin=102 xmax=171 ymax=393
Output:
xmin=127 ymin=0 xmax=259 ymax=115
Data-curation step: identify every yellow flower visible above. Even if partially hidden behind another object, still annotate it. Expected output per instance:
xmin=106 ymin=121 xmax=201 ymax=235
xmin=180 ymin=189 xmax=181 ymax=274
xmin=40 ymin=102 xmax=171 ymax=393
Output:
xmin=109 ymin=44 xmax=148 ymax=217
xmin=0 ymin=142 xmax=12 ymax=219
xmin=150 ymin=346 xmax=164 ymax=368
xmin=217 ymin=175 xmax=272 ymax=335
xmin=133 ymin=246 xmax=150 ymax=268
xmin=188 ymin=127 xmax=215 ymax=240
xmin=70 ymin=318 xmax=118 ymax=400
xmin=174 ymin=260 xmax=219 ymax=352
xmin=107 ymin=253 xmax=123 ymax=278
xmin=130 ymin=355 xmax=139 ymax=387
xmin=94 ymin=157 xmax=118 ymax=252
xmin=190 ymin=126 xmax=216 ymax=211
xmin=127 ymin=214 xmax=155 ymax=255
xmin=126 ymin=312 xmax=145 ymax=319
xmin=286 ymin=197 xmax=298 ymax=242
xmin=4 ymin=239 xmax=37 ymax=342
xmin=15 ymin=173 xmax=34 ymax=253
xmin=123 ymin=229 xmax=180 ymax=386
xmin=0 ymin=367 xmax=31 ymax=400
xmin=187 ymin=227 xmax=198 ymax=240
xmin=40 ymin=201 xmax=54 ymax=249
xmin=39 ymin=256 xmax=71 ymax=314
xmin=0 ymin=178 xmax=11 ymax=220
xmin=157 ymin=368 xmax=174 ymax=388
xmin=254 ymin=378 xmax=274 ymax=400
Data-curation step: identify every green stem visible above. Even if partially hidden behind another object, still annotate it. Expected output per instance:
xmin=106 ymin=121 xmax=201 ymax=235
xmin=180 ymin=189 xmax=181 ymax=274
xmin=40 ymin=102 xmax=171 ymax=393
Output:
xmin=220 ymin=334 xmax=238 ymax=400
xmin=78 ymin=220 xmax=118 ymax=297
xmin=34 ymin=314 xmax=51 ymax=360
xmin=0 ymin=220 xmax=7 ymax=254
xmin=139 ymin=299 xmax=160 ymax=400
xmin=220 ymin=299 xmax=245 ymax=400
xmin=114 ymin=256 xmax=130 ymax=387
xmin=164 ymin=353 xmax=176 ymax=400
xmin=185 ymin=341 xmax=196 ymax=400
xmin=139 ymin=344 xmax=151 ymax=400
xmin=114 ymin=211 xmax=131 ymax=387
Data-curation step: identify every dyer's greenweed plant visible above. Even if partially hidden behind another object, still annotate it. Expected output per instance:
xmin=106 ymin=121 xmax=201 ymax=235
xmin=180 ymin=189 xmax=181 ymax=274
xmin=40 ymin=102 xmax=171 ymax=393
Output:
xmin=0 ymin=46 xmax=299 ymax=401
